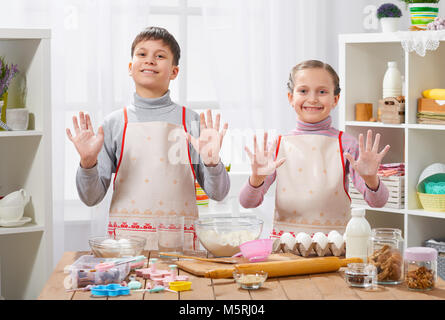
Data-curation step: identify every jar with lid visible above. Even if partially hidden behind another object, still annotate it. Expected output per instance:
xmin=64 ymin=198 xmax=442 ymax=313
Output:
xmin=404 ymin=247 xmax=438 ymax=291
xmin=368 ymin=228 xmax=404 ymax=284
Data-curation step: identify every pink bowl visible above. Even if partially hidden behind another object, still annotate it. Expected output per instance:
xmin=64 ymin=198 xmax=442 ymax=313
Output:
xmin=237 ymin=239 xmax=274 ymax=262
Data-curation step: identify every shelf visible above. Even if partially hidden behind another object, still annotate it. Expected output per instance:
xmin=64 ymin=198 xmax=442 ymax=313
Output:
xmin=345 ymin=121 xmax=405 ymax=129
xmin=0 ymin=130 xmax=43 ymax=137
xmin=0 ymin=223 xmax=44 ymax=235
xmin=407 ymin=209 xmax=445 ymax=219
xmin=0 ymin=28 xmax=50 ymax=39
xmin=351 ymin=204 xmax=405 ymax=215
xmin=352 ymin=203 xmax=445 ymax=220
xmin=407 ymin=124 xmax=445 ymax=131
xmin=345 ymin=122 xmax=445 ymax=131
xmin=340 ymin=32 xmax=445 ymax=248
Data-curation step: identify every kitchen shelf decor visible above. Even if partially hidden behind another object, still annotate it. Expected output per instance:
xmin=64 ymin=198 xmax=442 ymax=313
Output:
xmin=339 ymin=31 xmax=445 ymax=250
xmin=0 ymin=28 xmax=53 ymax=300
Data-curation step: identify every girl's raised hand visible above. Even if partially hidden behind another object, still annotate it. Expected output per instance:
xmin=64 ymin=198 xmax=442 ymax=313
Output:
xmin=186 ymin=109 xmax=228 ymax=167
xmin=244 ymin=132 xmax=286 ymax=187
xmin=66 ymin=112 xmax=104 ymax=169
xmin=344 ymin=130 xmax=390 ymax=189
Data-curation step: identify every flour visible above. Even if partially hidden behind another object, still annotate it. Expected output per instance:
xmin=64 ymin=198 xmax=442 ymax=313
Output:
xmin=197 ymin=230 xmax=258 ymax=257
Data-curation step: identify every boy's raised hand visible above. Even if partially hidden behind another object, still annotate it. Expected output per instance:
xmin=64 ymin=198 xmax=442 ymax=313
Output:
xmin=186 ymin=110 xmax=228 ymax=167
xmin=344 ymin=129 xmax=390 ymax=190
xmin=245 ymin=132 xmax=286 ymax=188
xmin=66 ymin=112 xmax=104 ymax=169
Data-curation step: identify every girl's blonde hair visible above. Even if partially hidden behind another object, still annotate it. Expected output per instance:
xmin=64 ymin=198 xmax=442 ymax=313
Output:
xmin=287 ymin=60 xmax=341 ymax=96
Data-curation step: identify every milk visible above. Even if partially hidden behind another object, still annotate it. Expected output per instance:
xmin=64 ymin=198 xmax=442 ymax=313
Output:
xmin=382 ymin=61 xmax=402 ymax=98
xmin=345 ymin=208 xmax=371 ymax=263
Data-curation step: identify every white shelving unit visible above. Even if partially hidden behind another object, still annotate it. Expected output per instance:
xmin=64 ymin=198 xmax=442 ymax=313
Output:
xmin=0 ymin=28 xmax=52 ymax=300
xmin=339 ymin=32 xmax=445 ymax=248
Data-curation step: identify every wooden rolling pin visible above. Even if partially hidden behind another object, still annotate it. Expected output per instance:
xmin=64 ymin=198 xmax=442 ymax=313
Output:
xmin=204 ymin=256 xmax=363 ymax=279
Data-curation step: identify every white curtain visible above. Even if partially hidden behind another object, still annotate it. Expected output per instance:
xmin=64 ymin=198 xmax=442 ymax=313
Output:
xmin=201 ymin=0 xmax=414 ymax=137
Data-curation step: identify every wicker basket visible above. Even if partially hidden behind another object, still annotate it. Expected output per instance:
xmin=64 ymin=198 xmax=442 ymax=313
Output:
xmin=424 ymin=239 xmax=445 ymax=280
xmin=417 ymin=192 xmax=445 ymax=212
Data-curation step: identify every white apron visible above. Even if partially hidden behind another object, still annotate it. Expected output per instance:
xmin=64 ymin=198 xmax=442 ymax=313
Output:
xmin=108 ymin=107 xmax=199 ymax=251
xmin=271 ymin=132 xmax=351 ymax=238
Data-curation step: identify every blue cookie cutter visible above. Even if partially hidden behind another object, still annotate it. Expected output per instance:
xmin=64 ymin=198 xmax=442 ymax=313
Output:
xmin=91 ymin=284 xmax=130 ymax=297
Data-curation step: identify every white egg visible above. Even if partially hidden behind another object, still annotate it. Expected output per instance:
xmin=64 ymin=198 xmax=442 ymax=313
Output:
xmin=280 ymin=232 xmax=296 ymax=248
xmin=295 ymin=232 xmax=312 ymax=250
xmin=329 ymin=234 xmax=344 ymax=249
xmin=328 ymin=230 xmax=340 ymax=239
xmin=312 ymin=232 xmax=329 ymax=249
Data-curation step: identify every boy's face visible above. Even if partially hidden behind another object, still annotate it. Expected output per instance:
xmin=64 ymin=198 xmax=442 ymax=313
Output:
xmin=129 ymin=39 xmax=179 ymax=97
xmin=288 ymin=68 xmax=339 ymax=124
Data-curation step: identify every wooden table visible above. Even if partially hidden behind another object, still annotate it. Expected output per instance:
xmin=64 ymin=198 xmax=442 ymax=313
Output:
xmin=38 ymin=251 xmax=445 ymax=301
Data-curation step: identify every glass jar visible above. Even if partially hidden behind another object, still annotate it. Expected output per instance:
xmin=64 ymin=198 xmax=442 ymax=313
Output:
xmin=344 ymin=263 xmax=377 ymax=289
xmin=404 ymin=247 xmax=438 ymax=291
xmin=368 ymin=228 xmax=404 ymax=285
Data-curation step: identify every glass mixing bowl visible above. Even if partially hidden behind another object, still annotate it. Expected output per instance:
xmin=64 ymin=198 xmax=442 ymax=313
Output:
xmin=88 ymin=235 xmax=146 ymax=258
xmin=194 ymin=215 xmax=264 ymax=257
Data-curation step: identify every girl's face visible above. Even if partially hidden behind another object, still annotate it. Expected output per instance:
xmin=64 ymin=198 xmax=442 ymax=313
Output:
xmin=288 ymin=68 xmax=339 ymax=124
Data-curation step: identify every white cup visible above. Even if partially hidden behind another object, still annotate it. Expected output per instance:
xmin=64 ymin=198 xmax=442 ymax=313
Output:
xmin=0 ymin=206 xmax=24 ymax=222
xmin=6 ymin=108 xmax=29 ymax=131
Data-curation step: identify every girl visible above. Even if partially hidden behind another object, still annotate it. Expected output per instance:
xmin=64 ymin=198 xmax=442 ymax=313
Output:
xmin=240 ymin=60 xmax=390 ymax=237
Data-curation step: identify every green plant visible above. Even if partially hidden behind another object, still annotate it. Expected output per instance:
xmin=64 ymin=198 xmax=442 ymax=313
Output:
xmin=377 ymin=3 xmax=403 ymax=19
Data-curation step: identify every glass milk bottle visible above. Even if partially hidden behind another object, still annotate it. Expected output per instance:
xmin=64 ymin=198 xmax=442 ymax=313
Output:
xmin=382 ymin=61 xmax=402 ymax=98
xmin=345 ymin=208 xmax=371 ymax=263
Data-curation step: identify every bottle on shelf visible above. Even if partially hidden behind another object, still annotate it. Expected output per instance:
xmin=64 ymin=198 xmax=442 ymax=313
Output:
xmin=345 ymin=208 xmax=372 ymax=263
xmin=382 ymin=61 xmax=403 ymax=99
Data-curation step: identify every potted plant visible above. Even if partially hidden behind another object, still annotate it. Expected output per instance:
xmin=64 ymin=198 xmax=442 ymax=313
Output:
xmin=399 ymin=0 xmax=441 ymax=30
xmin=0 ymin=56 xmax=19 ymax=131
xmin=378 ymin=3 xmax=403 ymax=32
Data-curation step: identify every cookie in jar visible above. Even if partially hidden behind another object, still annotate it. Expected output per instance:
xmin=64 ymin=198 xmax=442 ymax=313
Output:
xmin=368 ymin=228 xmax=404 ymax=285
xmin=404 ymin=247 xmax=438 ymax=291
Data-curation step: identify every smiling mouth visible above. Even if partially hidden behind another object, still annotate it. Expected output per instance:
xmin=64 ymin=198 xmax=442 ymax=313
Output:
xmin=141 ymin=69 xmax=158 ymax=74
xmin=302 ymin=106 xmax=323 ymax=112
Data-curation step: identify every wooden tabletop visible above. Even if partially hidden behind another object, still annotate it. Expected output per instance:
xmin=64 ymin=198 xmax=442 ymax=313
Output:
xmin=38 ymin=251 xmax=445 ymax=300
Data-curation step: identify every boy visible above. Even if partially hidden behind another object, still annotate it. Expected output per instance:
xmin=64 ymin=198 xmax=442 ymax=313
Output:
xmin=67 ymin=27 xmax=230 ymax=251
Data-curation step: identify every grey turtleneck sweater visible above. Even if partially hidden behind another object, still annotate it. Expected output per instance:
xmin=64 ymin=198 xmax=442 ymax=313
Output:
xmin=76 ymin=91 xmax=230 ymax=207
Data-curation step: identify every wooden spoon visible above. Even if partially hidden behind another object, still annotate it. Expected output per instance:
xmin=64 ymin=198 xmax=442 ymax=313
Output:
xmin=158 ymin=252 xmax=239 ymax=264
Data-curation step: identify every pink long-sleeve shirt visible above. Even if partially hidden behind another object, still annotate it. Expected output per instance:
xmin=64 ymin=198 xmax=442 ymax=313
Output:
xmin=239 ymin=116 xmax=389 ymax=209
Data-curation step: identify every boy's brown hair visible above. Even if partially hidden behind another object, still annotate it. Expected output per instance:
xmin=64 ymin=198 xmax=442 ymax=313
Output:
xmin=287 ymin=60 xmax=341 ymax=96
xmin=131 ymin=26 xmax=181 ymax=66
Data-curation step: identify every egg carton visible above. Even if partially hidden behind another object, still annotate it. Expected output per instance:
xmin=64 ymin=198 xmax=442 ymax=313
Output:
xmin=272 ymin=236 xmax=346 ymax=257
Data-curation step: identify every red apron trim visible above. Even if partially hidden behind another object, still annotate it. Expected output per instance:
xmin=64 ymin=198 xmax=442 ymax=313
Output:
xmin=182 ymin=106 xmax=197 ymax=181
xmin=113 ymin=107 xmax=129 ymax=190
xmin=338 ymin=131 xmax=351 ymax=202
xmin=275 ymin=135 xmax=282 ymax=160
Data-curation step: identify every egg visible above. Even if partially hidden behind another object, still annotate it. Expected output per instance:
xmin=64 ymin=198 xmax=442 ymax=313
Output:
xmin=295 ymin=232 xmax=312 ymax=250
xmin=328 ymin=230 xmax=340 ymax=239
xmin=312 ymin=232 xmax=329 ymax=250
xmin=328 ymin=233 xmax=344 ymax=249
xmin=280 ymin=232 xmax=296 ymax=249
